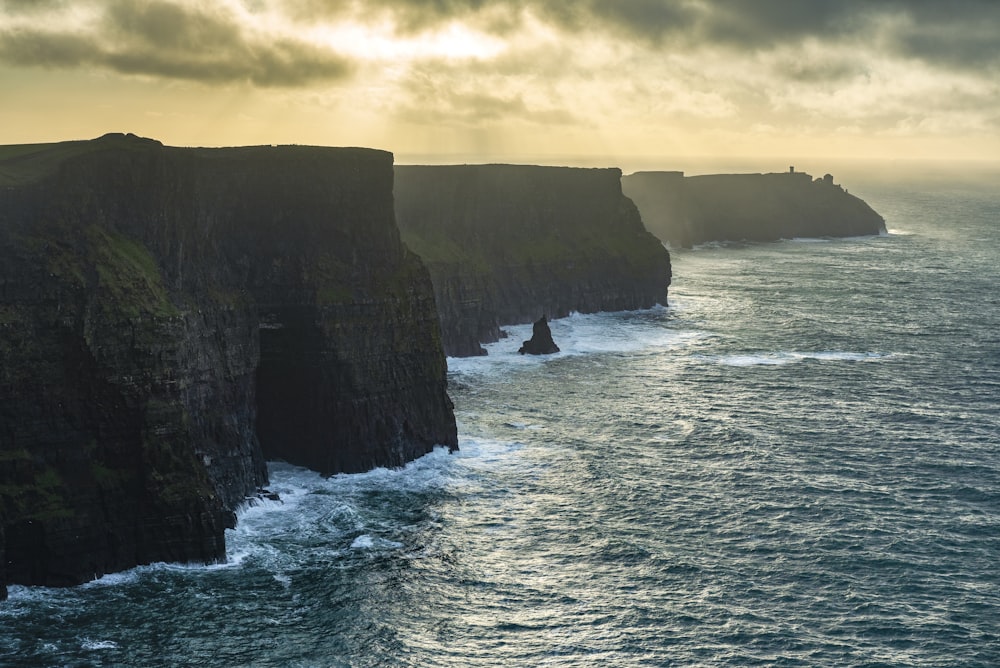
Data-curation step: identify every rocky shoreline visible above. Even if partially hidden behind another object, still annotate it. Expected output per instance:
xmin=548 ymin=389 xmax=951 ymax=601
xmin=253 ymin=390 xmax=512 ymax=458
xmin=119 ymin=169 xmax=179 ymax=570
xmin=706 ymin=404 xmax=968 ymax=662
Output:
xmin=2 ymin=136 xmax=888 ymax=598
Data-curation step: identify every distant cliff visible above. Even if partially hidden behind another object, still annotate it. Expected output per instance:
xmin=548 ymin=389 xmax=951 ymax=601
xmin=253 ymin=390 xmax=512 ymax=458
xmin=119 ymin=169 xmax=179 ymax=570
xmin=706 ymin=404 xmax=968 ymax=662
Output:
xmin=622 ymin=170 xmax=886 ymax=248
xmin=394 ymin=165 xmax=672 ymax=356
xmin=0 ymin=134 xmax=457 ymax=596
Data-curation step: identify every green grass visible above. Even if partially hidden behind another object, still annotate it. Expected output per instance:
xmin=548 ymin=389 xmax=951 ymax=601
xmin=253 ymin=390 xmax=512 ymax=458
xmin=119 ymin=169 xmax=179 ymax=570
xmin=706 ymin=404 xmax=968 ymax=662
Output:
xmin=89 ymin=226 xmax=180 ymax=320
xmin=0 ymin=466 xmax=75 ymax=521
xmin=0 ymin=140 xmax=98 ymax=186
xmin=0 ymin=134 xmax=163 ymax=186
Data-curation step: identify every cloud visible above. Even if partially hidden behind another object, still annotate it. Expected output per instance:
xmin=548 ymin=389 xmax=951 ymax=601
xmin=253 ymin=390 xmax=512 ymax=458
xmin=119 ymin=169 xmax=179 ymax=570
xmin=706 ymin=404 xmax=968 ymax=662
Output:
xmin=300 ymin=0 xmax=1000 ymax=70
xmin=0 ymin=0 xmax=353 ymax=86
xmin=2 ymin=0 xmax=997 ymax=152
xmin=398 ymin=88 xmax=575 ymax=126
xmin=0 ymin=0 xmax=67 ymax=12
xmin=4 ymin=0 xmax=998 ymax=88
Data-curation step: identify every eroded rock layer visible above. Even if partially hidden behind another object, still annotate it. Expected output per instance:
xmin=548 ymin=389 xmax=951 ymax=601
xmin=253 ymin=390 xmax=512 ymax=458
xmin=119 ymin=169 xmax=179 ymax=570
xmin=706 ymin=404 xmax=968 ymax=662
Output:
xmin=394 ymin=165 xmax=672 ymax=356
xmin=0 ymin=134 xmax=457 ymax=595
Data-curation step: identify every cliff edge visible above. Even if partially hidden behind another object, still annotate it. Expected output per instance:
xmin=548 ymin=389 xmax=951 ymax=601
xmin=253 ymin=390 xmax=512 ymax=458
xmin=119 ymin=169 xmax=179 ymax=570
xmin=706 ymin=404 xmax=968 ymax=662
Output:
xmin=0 ymin=134 xmax=457 ymax=596
xmin=395 ymin=165 xmax=672 ymax=356
xmin=622 ymin=170 xmax=886 ymax=248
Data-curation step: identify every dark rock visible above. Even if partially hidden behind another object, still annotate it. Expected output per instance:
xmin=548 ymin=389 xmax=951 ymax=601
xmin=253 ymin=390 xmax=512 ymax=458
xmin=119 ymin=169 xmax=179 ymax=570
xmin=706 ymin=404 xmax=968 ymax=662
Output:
xmin=1 ymin=523 xmax=6 ymax=601
xmin=0 ymin=135 xmax=457 ymax=592
xmin=395 ymin=164 xmax=672 ymax=356
xmin=622 ymin=170 xmax=886 ymax=248
xmin=242 ymin=489 xmax=282 ymax=509
xmin=518 ymin=317 xmax=560 ymax=355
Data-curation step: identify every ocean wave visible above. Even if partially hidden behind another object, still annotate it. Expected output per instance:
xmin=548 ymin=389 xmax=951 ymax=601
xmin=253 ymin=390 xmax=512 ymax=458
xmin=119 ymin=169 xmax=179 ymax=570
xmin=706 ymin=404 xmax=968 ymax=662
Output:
xmin=350 ymin=535 xmax=404 ymax=550
xmin=449 ymin=307 xmax=698 ymax=375
xmin=223 ymin=438 xmax=523 ymax=571
xmin=699 ymin=351 xmax=892 ymax=366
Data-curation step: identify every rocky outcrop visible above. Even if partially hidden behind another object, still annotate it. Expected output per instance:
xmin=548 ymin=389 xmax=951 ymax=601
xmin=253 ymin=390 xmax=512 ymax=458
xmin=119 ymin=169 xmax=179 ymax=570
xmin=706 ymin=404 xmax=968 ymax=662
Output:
xmin=0 ymin=133 xmax=457 ymax=596
xmin=518 ymin=317 xmax=560 ymax=355
xmin=0 ymin=524 xmax=6 ymax=601
xmin=622 ymin=170 xmax=886 ymax=248
xmin=394 ymin=165 xmax=672 ymax=356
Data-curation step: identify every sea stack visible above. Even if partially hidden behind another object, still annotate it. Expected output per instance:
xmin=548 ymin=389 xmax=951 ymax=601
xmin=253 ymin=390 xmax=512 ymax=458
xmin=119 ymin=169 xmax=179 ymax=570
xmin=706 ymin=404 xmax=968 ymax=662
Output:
xmin=395 ymin=164 xmax=672 ymax=356
xmin=518 ymin=317 xmax=560 ymax=355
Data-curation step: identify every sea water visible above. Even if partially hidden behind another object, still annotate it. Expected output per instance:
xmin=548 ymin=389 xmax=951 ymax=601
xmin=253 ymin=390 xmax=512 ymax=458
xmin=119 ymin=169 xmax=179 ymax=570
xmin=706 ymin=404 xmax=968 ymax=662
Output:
xmin=1 ymin=173 xmax=998 ymax=667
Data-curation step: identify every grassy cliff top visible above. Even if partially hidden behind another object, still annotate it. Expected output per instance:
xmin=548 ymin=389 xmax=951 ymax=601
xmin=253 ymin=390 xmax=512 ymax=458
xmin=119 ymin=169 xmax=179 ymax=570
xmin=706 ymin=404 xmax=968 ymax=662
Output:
xmin=0 ymin=134 xmax=165 ymax=187
xmin=395 ymin=163 xmax=664 ymax=269
xmin=0 ymin=134 xmax=393 ymax=187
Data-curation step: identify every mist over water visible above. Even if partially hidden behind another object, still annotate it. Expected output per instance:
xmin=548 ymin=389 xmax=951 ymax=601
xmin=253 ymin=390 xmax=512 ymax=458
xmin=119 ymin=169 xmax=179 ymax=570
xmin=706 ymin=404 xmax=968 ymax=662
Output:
xmin=2 ymin=177 xmax=999 ymax=667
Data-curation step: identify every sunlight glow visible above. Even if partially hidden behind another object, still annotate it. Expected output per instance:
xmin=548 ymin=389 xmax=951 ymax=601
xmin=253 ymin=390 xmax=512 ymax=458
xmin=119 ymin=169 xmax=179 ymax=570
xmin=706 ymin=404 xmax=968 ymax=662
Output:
xmin=307 ymin=21 xmax=506 ymax=62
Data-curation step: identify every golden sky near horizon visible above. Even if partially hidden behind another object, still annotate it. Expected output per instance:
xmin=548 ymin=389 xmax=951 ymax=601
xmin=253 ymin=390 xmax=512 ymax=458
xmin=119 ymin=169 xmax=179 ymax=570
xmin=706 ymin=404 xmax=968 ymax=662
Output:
xmin=2 ymin=0 xmax=999 ymax=169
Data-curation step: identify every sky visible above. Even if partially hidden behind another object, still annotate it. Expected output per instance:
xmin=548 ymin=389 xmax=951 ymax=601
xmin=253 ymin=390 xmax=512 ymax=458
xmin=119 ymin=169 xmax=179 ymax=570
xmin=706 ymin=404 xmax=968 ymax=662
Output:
xmin=1 ymin=0 xmax=999 ymax=170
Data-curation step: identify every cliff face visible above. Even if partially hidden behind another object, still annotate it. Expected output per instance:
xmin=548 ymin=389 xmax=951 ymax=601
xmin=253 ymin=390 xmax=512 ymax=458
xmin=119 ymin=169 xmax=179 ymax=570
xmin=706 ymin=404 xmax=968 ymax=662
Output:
xmin=0 ymin=134 xmax=457 ymax=596
xmin=394 ymin=165 xmax=672 ymax=356
xmin=622 ymin=170 xmax=887 ymax=248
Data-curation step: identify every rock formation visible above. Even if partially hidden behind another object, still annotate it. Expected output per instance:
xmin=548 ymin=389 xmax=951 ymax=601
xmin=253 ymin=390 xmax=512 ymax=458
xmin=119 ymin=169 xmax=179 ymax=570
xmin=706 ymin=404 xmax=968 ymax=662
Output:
xmin=0 ymin=133 xmax=457 ymax=596
xmin=394 ymin=165 xmax=672 ymax=356
xmin=622 ymin=170 xmax=886 ymax=248
xmin=518 ymin=317 xmax=560 ymax=355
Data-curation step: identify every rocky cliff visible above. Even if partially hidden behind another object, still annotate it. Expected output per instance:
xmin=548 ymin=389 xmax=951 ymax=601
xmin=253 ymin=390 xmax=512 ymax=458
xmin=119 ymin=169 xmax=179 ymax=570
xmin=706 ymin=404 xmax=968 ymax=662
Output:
xmin=394 ymin=165 xmax=672 ymax=356
xmin=0 ymin=134 xmax=457 ymax=596
xmin=622 ymin=170 xmax=886 ymax=248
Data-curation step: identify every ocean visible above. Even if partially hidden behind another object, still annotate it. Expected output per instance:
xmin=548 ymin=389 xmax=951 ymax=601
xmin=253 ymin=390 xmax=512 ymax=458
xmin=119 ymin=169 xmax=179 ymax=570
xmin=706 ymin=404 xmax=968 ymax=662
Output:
xmin=2 ymin=173 xmax=998 ymax=667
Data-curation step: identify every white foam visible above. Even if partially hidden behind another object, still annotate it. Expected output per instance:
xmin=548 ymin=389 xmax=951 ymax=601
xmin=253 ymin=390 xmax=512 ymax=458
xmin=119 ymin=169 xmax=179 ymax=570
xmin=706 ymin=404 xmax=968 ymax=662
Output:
xmin=81 ymin=639 xmax=118 ymax=651
xmin=713 ymin=354 xmax=789 ymax=366
xmin=74 ymin=556 xmax=243 ymax=590
xmin=689 ymin=240 xmax=730 ymax=250
xmin=1 ymin=585 xmax=53 ymax=608
xmin=350 ymin=535 xmax=404 ymax=550
xmin=351 ymin=535 xmax=374 ymax=549
xmin=80 ymin=570 xmax=141 ymax=588
xmin=448 ymin=307 xmax=698 ymax=376
xmin=701 ymin=351 xmax=891 ymax=366
xmin=2 ymin=440 xmax=521 ymax=599
xmin=218 ymin=438 xmax=523 ymax=573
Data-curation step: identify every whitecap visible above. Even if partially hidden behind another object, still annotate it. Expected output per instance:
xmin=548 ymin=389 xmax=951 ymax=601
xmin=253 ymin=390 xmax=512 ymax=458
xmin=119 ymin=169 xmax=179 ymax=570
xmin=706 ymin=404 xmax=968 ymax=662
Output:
xmin=689 ymin=240 xmax=730 ymax=250
xmin=80 ymin=570 xmax=141 ymax=588
xmin=794 ymin=351 xmax=889 ymax=362
xmin=81 ymin=639 xmax=118 ymax=651
xmin=713 ymin=354 xmax=790 ymax=366
xmin=449 ymin=307 xmax=696 ymax=375
xmin=74 ymin=557 xmax=242 ymax=589
xmin=351 ymin=534 xmax=374 ymax=549
xmin=350 ymin=535 xmax=403 ymax=550
xmin=702 ymin=351 xmax=891 ymax=366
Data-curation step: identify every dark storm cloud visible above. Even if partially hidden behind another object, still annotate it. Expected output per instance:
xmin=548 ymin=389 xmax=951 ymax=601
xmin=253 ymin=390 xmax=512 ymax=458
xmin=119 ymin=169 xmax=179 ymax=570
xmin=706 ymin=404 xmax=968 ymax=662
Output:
xmin=2 ymin=0 xmax=998 ymax=88
xmin=288 ymin=0 xmax=1000 ymax=74
xmin=698 ymin=1 xmax=1000 ymax=72
xmin=0 ymin=0 xmax=352 ymax=86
